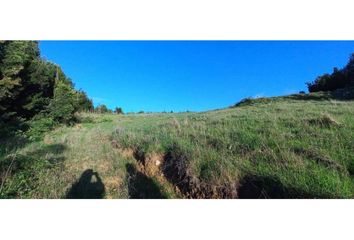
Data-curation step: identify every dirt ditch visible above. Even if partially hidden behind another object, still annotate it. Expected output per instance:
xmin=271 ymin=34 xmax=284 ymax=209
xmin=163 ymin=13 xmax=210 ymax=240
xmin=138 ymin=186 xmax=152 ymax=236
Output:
xmin=111 ymin=140 xmax=239 ymax=199
xmin=111 ymin=139 xmax=303 ymax=199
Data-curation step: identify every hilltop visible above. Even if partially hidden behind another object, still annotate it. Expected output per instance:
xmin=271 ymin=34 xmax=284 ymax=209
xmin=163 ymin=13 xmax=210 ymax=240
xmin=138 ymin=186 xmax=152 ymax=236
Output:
xmin=1 ymin=90 xmax=353 ymax=198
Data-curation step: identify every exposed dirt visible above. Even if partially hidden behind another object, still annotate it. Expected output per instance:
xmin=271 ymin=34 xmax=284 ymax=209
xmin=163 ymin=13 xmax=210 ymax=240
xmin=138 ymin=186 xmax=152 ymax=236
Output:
xmin=111 ymin=140 xmax=306 ymax=199
xmin=162 ymin=150 xmax=237 ymax=199
xmin=111 ymin=139 xmax=238 ymax=199
xmin=104 ymin=176 xmax=124 ymax=198
xmin=140 ymin=152 xmax=165 ymax=177
xmin=119 ymin=148 xmax=135 ymax=159
xmin=111 ymin=140 xmax=181 ymax=198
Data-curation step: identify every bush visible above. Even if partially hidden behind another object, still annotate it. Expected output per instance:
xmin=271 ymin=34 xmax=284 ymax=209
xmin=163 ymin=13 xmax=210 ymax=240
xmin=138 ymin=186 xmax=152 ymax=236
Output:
xmin=95 ymin=104 xmax=112 ymax=114
xmin=26 ymin=116 xmax=55 ymax=140
xmin=307 ymin=72 xmax=347 ymax=92
xmin=114 ymin=107 xmax=123 ymax=114
xmin=307 ymin=54 xmax=354 ymax=92
xmin=77 ymin=115 xmax=94 ymax=124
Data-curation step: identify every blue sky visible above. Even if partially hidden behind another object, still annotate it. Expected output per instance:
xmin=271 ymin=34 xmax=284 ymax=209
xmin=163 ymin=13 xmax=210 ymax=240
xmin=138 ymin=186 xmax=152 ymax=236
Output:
xmin=40 ymin=41 xmax=354 ymax=112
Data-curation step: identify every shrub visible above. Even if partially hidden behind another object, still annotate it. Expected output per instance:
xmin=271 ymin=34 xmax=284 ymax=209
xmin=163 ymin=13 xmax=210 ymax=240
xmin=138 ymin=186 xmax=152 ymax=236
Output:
xmin=26 ymin=116 xmax=55 ymax=140
xmin=307 ymin=53 xmax=354 ymax=92
xmin=114 ymin=107 xmax=124 ymax=114
xmin=95 ymin=104 xmax=112 ymax=114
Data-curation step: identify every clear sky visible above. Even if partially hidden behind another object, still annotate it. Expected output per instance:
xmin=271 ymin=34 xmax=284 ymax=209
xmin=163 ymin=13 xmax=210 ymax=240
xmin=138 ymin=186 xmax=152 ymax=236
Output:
xmin=40 ymin=41 xmax=354 ymax=112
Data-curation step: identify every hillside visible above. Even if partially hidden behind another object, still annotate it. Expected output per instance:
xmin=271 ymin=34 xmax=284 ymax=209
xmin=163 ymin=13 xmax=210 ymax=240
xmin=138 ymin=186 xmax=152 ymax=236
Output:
xmin=1 ymin=91 xmax=353 ymax=199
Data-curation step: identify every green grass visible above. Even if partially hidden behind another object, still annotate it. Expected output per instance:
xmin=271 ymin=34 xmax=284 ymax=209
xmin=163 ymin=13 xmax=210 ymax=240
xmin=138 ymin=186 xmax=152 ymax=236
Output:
xmin=1 ymin=91 xmax=354 ymax=198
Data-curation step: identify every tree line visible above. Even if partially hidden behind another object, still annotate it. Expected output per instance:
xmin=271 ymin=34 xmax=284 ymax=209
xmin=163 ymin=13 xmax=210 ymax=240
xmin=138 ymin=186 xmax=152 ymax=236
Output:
xmin=307 ymin=53 xmax=354 ymax=92
xmin=0 ymin=41 xmax=93 ymax=138
xmin=94 ymin=104 xmax=124 ymax=114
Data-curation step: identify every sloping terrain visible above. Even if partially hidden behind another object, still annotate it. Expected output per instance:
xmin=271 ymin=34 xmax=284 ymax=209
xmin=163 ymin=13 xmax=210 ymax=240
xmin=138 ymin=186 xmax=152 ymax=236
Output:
xmin=1 ymin=91 xmax=354 ymax=198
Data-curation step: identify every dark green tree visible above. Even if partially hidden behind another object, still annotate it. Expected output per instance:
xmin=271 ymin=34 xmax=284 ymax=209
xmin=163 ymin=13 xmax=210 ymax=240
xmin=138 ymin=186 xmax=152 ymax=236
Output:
xmin=307 ymin=53 xmax=354 ymax=92
xmin=0 ymin=41 xmax=40 ymax=120
xmin=49 ymin=80 xmax=76 ymax=124
xmin=1 ymin=41 xmax=94 ymax=132
xmin=114 ymin=107 xmax=123 ymax=114
xmin=74 ymin=90 xmax=94 ymax=112
xmin=95 ymin=104 xmax=111 ymax=114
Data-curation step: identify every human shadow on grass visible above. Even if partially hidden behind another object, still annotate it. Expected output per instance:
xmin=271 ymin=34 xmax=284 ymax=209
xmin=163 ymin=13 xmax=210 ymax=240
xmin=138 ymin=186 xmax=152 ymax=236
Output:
xmin=125 ymin=163 xmax=166 ymax=199
xmin=66 ymin=169 xmax=106 ymax=199
xmin=237 ymin=175 xmax=331 ymax=199
xmin=237 ymin=175 xmax=290 ymax=199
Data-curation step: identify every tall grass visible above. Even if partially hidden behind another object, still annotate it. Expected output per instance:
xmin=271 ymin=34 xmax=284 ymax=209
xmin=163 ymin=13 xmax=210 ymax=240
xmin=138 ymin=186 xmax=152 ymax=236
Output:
xmin=1 ymin=92 xmax=353 ymax=198
xmin=111 ymin=95 xmax=354 ymax=198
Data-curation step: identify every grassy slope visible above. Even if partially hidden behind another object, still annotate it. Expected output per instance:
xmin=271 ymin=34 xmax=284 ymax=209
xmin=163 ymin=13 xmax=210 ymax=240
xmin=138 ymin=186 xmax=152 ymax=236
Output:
xmin=1 ymin=92 xmax=353 ymax=198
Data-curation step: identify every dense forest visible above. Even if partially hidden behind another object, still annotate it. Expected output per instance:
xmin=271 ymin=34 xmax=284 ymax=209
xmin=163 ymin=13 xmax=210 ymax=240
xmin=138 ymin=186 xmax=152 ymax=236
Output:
xmin=0 ymin=41 xmax=93 ymax=139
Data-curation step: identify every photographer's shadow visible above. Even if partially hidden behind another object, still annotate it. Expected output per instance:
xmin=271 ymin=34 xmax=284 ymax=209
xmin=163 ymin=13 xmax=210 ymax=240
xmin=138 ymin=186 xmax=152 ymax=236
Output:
xmin=66 ymin=169 xmax=105 ymax=199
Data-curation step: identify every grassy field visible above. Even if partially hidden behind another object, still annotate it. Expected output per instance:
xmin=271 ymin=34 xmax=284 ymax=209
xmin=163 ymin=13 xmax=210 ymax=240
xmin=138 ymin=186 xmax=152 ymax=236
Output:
xmin=1 ymin=91 xmax=354 ymax=198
